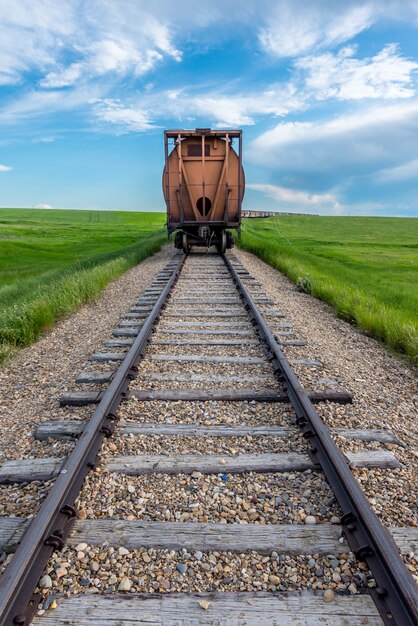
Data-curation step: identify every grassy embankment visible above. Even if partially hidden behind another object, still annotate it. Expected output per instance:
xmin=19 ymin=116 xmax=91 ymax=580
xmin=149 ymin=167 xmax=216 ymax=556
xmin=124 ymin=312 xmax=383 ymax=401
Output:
xmin=0 ymin=208 xmax=166 ymax=364
xmin=239 ymin=215 xmax=418 ymax=365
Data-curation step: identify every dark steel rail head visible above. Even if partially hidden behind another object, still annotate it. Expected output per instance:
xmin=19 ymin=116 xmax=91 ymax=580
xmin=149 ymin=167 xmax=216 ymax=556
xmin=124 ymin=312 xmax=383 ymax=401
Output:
xmin=223 ymin=253 xmax=418 ymax=626
xmin=0 ymin=253 xmax=186 ymax=626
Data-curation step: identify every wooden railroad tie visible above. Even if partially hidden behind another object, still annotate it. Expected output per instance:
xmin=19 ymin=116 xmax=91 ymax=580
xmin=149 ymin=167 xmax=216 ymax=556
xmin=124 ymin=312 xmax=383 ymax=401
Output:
xmin=59 ymin=387 xmax=353 ymax=406
xmin=0 ymin=450 xmax=401 ymax=484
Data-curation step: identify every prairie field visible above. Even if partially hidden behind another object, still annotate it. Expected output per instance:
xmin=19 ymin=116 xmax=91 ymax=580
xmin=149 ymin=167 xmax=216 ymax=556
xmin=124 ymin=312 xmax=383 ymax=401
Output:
xmin=1 ymin=209 xmax=417 ymax=367
xmin=239 ymin=215 xmax=418 ymax=364
xmin=0 ymin=208 xmax=166 ymax=364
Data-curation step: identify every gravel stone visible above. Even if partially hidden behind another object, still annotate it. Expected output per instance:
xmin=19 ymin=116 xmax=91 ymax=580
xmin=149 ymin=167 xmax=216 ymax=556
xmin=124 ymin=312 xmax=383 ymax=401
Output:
xmin=234 ymin=249 xmax=417 ymax=528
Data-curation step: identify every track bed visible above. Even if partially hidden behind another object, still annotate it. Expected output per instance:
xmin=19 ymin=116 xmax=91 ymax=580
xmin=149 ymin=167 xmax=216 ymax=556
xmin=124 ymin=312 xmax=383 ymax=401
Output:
xmin=0 ymin=251 xmax=416 ymax=626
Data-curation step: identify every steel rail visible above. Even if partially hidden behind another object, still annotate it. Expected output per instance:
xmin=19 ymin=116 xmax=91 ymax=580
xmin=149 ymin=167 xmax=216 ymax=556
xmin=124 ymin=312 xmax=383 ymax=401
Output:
xmin=0 ymin=253 xmax=186 ymax=626
xmin=223 ymin=254 xmax=418 ymax=626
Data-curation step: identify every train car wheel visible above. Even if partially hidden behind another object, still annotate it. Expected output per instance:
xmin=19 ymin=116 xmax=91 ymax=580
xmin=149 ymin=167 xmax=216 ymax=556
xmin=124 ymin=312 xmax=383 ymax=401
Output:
xmin=217 ymin=230 xmax=227 ymax=254
xmin=182 ymin=233 xmax=190 ymax=254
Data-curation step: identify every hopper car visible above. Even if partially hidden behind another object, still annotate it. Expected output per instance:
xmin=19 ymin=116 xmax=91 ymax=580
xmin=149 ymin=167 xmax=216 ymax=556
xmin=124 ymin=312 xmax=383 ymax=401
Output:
xmin=163 ymin=128 xmax=245 ymax=253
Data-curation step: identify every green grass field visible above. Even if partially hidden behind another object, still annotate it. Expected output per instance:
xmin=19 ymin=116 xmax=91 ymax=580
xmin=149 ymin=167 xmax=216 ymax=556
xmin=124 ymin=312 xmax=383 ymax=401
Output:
xmin=0 ymin=208 xmax=166 ymax=364
xmin=239 ymin=215 xmax=418 ymax=364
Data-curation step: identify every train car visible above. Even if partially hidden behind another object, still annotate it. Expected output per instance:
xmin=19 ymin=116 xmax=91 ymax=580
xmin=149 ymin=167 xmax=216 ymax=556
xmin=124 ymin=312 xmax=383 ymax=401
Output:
xmin=163 ymin=128 xmax=245 ymax=253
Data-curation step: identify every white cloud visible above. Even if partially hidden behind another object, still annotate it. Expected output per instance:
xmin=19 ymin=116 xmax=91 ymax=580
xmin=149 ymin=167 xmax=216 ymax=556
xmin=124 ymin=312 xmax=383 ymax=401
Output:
xmin=93 ymin=82 xmax=306 ymax=133
xmin=0 ymin=1 xmax=181 ymax=89
xmin=0 ymin=164 xmax=12 ymax=171
xmin=94 ymin=100 xmax=156 ymax=132
xmin=35 ymin=203 xmax=53 ymax=208
xmin=259 ymin=2 xmax=375 ymax=57
xmin=297 ymin=43 xmax=418 ymax=100
xmin=373 ymin=158 xmax=418 ymax=183
xmin=0 ymin=1 xmax=76 ymax=85
xmin=258 ymin=1 xmax=418 ymax=58
xmin=250 ymin=100 xmax=418 ymax=177
xmin=0 ymin=85 xmax=104 ymax=123
xmin=247 ymin=182 xmax=343 ymax=213
xmin=32 ymin=136 xmax=56 ymax=143
xmin=90 ymin=39 xmax=418 ymax=134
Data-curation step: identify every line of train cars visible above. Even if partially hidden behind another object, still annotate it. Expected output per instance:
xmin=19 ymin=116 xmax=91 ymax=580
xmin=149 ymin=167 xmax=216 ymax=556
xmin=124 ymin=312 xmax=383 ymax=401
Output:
xmin=162 ymin=128 xmax=245 ymax=253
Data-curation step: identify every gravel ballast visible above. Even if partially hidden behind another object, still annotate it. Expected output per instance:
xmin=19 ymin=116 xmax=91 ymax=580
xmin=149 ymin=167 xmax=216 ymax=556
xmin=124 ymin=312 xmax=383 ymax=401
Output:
xmin=234 ymin=249 xmax=418 ymax=528
xmin=0 ymin=246 xmax=174 ymax=461
xmin=1 ymin=246 xmax=416 ymax=618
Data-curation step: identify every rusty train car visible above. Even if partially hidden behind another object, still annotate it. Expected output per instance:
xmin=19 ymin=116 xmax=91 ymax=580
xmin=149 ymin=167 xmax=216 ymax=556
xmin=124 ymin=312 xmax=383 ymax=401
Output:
xmin=163 ymin=129 xmax=245 ymax=253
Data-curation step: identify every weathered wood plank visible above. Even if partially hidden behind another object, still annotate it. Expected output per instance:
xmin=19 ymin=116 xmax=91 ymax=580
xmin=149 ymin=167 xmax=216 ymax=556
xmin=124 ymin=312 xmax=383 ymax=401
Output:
xmin=106 ymin=452 xmax=314 ymax=475
xmin=173 ymin=298 xmax=274 ymax=305
xmin=60 ymin=391 xmax=104 ymax=406
xmin=333 ymin=428 xmax=401 ymax=444
xmin=76 ymin=371 xmax=115 ymax=384
xmin=105 ymin=450 xmax=400 ymax=475
xmin=61 ymin=387 xmax=351 ymax=406
xmin=68 ymin=521 xmax=348 ymax=553
xmin=307 ymin=390 xmax=353 ymax=404
xmin=112 ymin=327 xmax=141 ymax=337
xmin=126 ymin=311 xmax=152 ymax=318
xmin=157 ymin=329 xmax=255 ymax=336
xmin=150 ymin=355 xmax=266 ymax=364
xmin=279 ymin=339 xmax=307 ymax=346
xmin=174 ymin=299 xmax=241 ymax=304
xmin=151 ymin=339 xmax=259 ymax=346
xmin=291 ymin=359 xmax=321 ymax=366
xmin=0 ymin=458 xmax=63 ymax=484
xmin=163 ymin=312 xmax=249 ymax=318
xmin=128 ymin=389 xmax=352 ymax=404
xmin=162 ymin=321 xmax=253 ymax=328
xmin=347 ymin=450 xmax=401 ymax=469
xmin=36 ymin=421 xmax=85 ymax=440
xmin=143 ymin=373 xmax=273 ymax=383
xmin=0 ymin=517 xmax=27 ymax=552
xmin=35 ymin=421 xmax=292 ymax=440
xmin=129 ymin=389 xmax=281 ymax=402
xmin=389 ymin=527 xmax=418 ymax=553
xmin=179 ymin=276 xmax=230 ymax=281
xmin=36 ymin=421 xmax=401 ymax=448
xmin=92 ymin=352 xmax=126 ymax=362
xmin=1 ymin=516 xmax=414 ymax=557
xmin=33 ymin=591 xmax=383 ymax=626
xmin=182 ymin=289 xmax=266 ymax=295
xmin=105 ymin=338 xmax=135 ymax=347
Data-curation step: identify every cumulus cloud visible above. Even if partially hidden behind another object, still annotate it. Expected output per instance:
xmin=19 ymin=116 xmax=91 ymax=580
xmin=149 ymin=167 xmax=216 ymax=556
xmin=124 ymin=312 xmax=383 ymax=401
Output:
xmin=247 ymin=183 xmax=343 ymax=214
xmin=259 ymin=1 xmax=375 ymax=57
xmin=373 ymin=158 xmax=418 ymax=183
xmin=297 ymin=43 xmax=418 ymax=100
xmin=88 ymin=40 xmax=418 ymax=134
xmin=258 ymin=0 xmax=418 ymax=58
xmin=0 ymin=164 xmax=12 ymax=171
xmin=35 ymin=203 xmax=53 ymax=208
xmin=94 ymin=100 xmax=156 ymax=132
xmin=0 ymin=0 xmax=180 ymax=89
xmin=250 ymin=100 xmax=418 ymax=179
xmin=0 ymin=85 xmax=104 ymax=123
xmin=92 ymin=82 xmax=306 ymax=133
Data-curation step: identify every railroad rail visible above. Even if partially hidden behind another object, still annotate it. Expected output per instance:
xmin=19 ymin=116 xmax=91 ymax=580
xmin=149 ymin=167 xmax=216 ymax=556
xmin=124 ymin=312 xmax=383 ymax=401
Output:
xmin=0 ymin=251 xmax=416 ymax=625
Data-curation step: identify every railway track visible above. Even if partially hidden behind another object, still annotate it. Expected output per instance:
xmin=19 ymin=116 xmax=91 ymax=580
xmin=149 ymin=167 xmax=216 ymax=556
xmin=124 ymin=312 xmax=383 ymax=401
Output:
xmin=0 ymin=250 xmax=416 ymax=625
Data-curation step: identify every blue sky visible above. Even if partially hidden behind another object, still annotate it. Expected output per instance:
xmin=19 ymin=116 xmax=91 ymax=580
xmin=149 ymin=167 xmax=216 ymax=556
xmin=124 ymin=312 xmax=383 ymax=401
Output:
xmin=1 ymin=0 xmax=418 ymax=216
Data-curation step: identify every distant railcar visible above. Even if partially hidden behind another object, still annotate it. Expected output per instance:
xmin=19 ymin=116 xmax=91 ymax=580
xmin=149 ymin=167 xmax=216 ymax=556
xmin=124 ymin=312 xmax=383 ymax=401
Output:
xmin=163 ymin=129 xmax=245 ymax=253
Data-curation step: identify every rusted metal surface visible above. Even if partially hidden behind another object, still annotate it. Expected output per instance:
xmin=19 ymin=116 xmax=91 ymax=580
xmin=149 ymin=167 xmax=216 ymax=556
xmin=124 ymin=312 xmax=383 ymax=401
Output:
xmin=0 ymin=253 xmax=186 ymax=626
xmin=163 ymin=129 xmax=245 ymax=251
xmin=223 ymin=254 xmax=418 ymax=626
